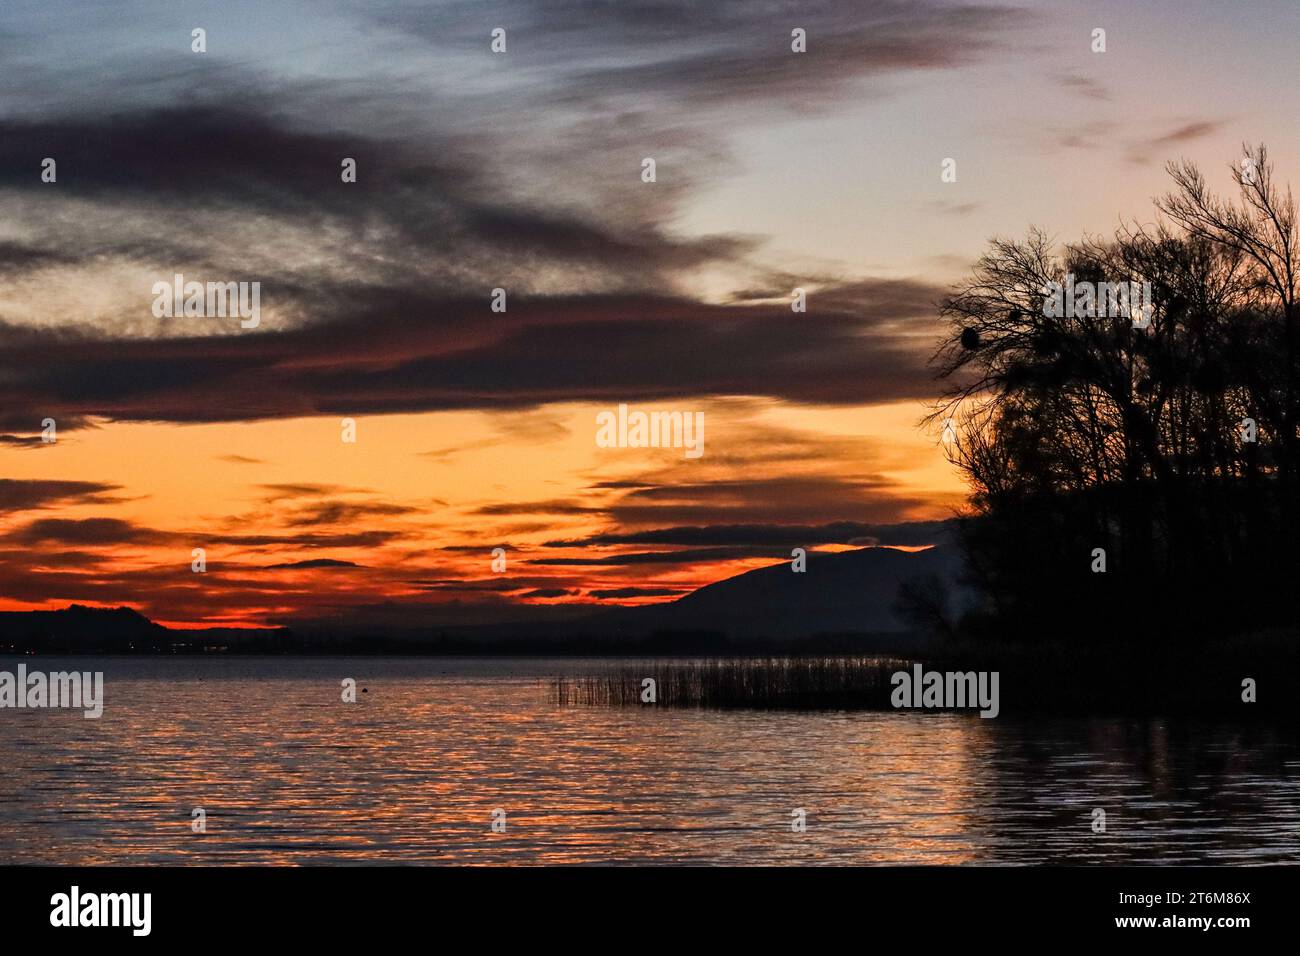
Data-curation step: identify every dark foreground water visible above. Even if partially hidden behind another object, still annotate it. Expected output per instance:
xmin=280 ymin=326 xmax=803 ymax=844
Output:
xmin=0 ymin=656 xmax=1296 ymax=865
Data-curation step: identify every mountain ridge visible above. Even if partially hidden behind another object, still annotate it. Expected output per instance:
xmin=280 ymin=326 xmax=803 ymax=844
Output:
xmin=0 ymin=545 xmax=969 ymax=652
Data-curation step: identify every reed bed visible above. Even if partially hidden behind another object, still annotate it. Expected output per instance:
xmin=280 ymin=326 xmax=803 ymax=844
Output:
xmin=552 ymin=656 xmax=910 ymax=710
xmin=551 ymin=639 xmax=1300 ymax=715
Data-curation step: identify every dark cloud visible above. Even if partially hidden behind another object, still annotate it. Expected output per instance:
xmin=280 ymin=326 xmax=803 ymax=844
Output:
xmin=0 ymin=284 xmax=945 ymax=425
xmin=10 ymin=517 xmax=168 ymax=546
xmin=0 ymin=413 xmax=96 ymax=437
xmin=475 ymin=500 xmax=607 ymax=516
xmin=1125 ymin=120 xmax=1229 ymax=164
xmin=0 ymin=98 xmax=940 ymax=421
xmin=0 ymin=479 xmax=121 ymax=512
xmin=257 ymin=484 xmax=353 ymax=499
xmin=607 ymin=476 xmax=932 ymax=526
xmin=0 ymin=552 xmax=371 ymax=622
xmin=408 ymin=578 xmax=532 ymax=593
xmin=206 ymin=530 xmax=403 ymax=549
xmin=379 ymin=0 xmax=1027 ymax=112
xmin=530 ymin=546 xmax=784 ymax=565
xmin=519 ymin=587 xmax=577 ymax=599
xmin=1054 ymin=119 xmax=1119 ymax=150
xmin=1145 ymin=121 xmax=1227 ymax=148
xmin=926 ymin=200 xmax=982 ymax=218
xmin=0 ymin=101 xmax=749 ymax=308
xmin=0 ymin=240 xmax=81 ymax=275
xmin=548 ymin=519 xmax=951 ymax=548
xmin=1054 ymin=72 xmax=1110 ymax=102
xmin=0 ymin=2 xmax=987 ymax=428
xmin=1 ymin=515 xmax=401 ymax=583
xmin=284 ymin=501 xmax=417 ymax=527
xmin=0 ymin=549 xmax=108 ymax=569
xmin=589 ymin=586 xmax=686 ymax=599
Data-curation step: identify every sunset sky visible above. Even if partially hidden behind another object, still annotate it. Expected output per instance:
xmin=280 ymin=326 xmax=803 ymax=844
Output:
xmin=1 ymin=0 xmax=1297 ymax=627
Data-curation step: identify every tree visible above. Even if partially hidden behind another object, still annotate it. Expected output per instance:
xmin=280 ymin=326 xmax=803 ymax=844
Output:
xmin=929 ymin=147 xmax=1297 ymax=640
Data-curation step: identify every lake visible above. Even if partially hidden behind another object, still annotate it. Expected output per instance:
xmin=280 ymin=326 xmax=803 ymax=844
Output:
xmin=1 ymin=656 xmax=1296 ymax=865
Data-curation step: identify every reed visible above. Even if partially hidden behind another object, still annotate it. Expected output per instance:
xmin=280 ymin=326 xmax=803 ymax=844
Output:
xmin=552 ymin=656 xmax=909 ymax=710
xmin=551 ymin=635 xmax=1300 ymax=716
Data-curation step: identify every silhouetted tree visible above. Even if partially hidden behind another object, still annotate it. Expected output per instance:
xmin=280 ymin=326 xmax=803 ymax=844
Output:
xmin=930 ymin=146 xmax=1297 ymax=641
xmin=893 ymin=572 xmax=955 ymax=640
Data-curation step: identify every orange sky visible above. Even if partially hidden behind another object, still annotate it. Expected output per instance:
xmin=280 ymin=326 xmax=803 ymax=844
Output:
xmin=0 ymin=399 xmax=966 ymax=626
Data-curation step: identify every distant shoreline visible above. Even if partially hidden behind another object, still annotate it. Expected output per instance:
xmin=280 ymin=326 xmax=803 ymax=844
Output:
xmin=4 ymin=636 xmax=1296 ymax=719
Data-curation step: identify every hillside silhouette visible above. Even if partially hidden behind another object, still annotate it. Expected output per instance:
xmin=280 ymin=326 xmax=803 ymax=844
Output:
xmin=0 ymin=545 xmax=965 ymax=654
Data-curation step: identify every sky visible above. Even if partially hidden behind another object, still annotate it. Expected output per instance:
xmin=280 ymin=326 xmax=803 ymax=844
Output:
xmin=0 ymin=0 xmax=1297 ymax=627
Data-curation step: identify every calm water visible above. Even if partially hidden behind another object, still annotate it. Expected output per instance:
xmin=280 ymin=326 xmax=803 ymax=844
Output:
xmin=0 ymin=656 xmax=1296 ymax=865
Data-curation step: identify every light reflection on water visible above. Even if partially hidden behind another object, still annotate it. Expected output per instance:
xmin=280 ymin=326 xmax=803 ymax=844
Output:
xmin=0 ymin=656 xmax=1296 ymax=865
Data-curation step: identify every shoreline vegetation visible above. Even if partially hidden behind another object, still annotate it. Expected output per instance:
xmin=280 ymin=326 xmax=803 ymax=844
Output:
xmin=3 ymin=619 xmax=1297 ymax=716
xmin=3 ymin=608 xmax=1296 ymax=717
xmin=553 ymin=656 xmax=907 ymax=710
xmin=552 ymin=633 xmax=1300 ymax=717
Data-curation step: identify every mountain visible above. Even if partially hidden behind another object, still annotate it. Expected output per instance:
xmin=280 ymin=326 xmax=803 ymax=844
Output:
xmin=589 ymin=544 xmax=970 ymax=642
xmin=0 ymin=604 xmax=170 ymax=652
xmin=404 ymin=544 xmax=973 ymax=649
xmin=652 ymin=545 xmax=965 ymax=633
xmin=0 ymin=546 xmax=971 ymax=653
